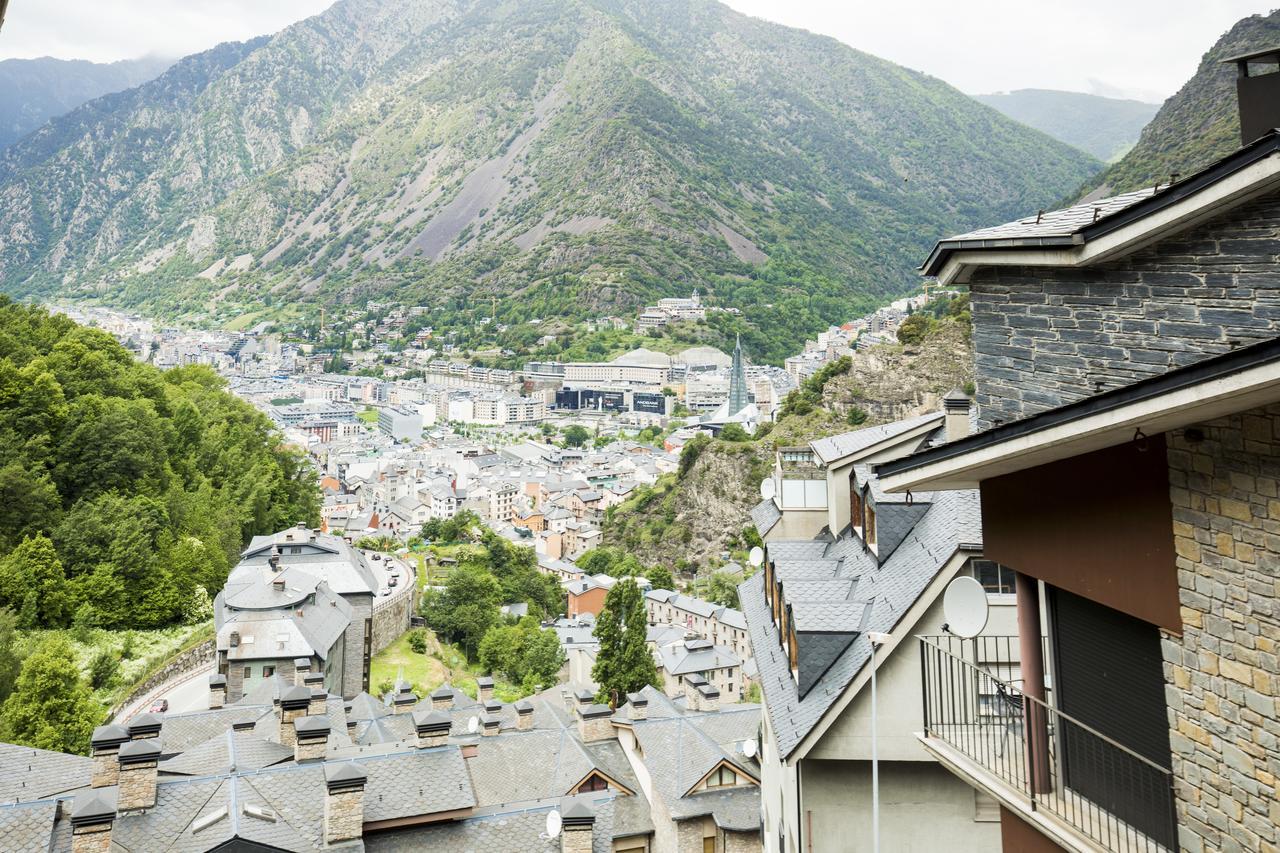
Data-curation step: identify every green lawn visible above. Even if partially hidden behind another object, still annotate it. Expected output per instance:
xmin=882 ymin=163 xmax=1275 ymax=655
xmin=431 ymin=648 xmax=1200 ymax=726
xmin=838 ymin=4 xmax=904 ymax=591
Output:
xmin=370 ymin=628 xmax=524 ymax=702
xmin=356 ymin=407 xmax=380 ymax=426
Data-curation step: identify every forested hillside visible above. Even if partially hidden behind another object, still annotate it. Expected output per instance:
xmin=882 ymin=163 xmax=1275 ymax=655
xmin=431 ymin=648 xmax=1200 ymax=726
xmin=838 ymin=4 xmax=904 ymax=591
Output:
xmin=974 ymin=89 xmax=1158 ymax=162
xmin=0 ymin=297 xmax=319 ymax=630
xmin=0 ymin=0 xmax=1099 ymax=357
xmin=1083 ymin=10 xmax=1280 ymax=197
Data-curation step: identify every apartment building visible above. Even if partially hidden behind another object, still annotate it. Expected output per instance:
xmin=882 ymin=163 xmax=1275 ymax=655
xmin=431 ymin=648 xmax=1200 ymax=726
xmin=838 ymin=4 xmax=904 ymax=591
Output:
xmin=878 ymin=73 xmax=1280 ymax=853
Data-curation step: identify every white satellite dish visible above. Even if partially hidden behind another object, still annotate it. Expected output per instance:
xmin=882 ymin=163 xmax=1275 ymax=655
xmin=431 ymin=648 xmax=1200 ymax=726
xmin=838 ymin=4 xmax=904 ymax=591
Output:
xmin=748 ymin=547 xmax=764 ymax=568
xmin=466 ymin=716 xmax=479 ymax=734
xmin=942 ymin=575 xmax=989 ymax=639
xmin=759 ymin=478 xmax=776 ymax=501
xmin=545 ymin=810 xmax=562 ymax=839
xmin=741 ymin=739 xmax=758 ymax=759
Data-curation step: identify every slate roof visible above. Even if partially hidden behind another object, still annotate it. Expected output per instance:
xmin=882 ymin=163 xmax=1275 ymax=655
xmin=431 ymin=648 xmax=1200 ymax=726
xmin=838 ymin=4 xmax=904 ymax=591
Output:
xmin=0 ymin=742 xmax=91 ymax=802
xmin=657 ymin=640 xmax=740 ymax=676
xmin=0 ymin=802 xmax=59 ymax=850
xmin=809 ymin=412 xmax=943 ymax=465
xmin=749 ymin=498 xmax=781 ymax=537
xmin=159 ymin=731 xmax=294 ymax=776
xmin=742 ymin=486 xmax=981 ymax=759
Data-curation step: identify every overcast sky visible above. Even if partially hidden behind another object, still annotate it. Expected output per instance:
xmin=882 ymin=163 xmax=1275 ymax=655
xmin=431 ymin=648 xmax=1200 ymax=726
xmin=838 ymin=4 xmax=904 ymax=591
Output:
xmin=0 ymin=0 xmax=1274 ymax=101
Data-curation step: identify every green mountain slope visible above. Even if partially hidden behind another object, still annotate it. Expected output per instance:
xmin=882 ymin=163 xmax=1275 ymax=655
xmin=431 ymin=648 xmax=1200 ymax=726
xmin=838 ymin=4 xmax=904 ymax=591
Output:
xmin=0 ymin=0 xmax=1099 ymax=355
xmin=974 ymin=89 xmax=1159 ymax=162
xmin=0 ymin=55 xmax=174 ymax=150
xmin=1084 ymin=11 xmax=1280 ymax=197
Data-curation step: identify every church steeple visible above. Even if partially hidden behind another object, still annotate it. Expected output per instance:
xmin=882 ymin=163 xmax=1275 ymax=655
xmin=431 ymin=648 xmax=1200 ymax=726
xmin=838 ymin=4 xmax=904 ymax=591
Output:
xmin=727 ymin=334 xmax=748 ymax=417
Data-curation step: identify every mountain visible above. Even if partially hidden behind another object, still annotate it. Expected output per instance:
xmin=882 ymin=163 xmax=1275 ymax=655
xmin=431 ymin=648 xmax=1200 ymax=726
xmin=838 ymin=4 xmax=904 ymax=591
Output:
xmin=973 ymin=89 xmax=1159 ymax=162
xmin=0 ymin=0 xmax=1100 ymax=354
xmin=1084 ymin=11 xmax=1280 ymax=198
xmin=0 ymin=55 xmax=174 ymax=150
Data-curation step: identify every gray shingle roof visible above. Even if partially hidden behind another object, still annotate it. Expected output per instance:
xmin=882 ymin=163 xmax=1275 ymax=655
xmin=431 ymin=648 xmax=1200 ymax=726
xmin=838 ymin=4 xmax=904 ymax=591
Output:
xmin=0 ymin=742 xmax=91 ymax=803
xmin=742 ymin=487 xmax=981 ymax=759
xmin=809 ymin=412 xmax=943 ymax=465
xmin=934 ymin=187 xmax=1157 ymax=245
xmin=0 ymin=802 xmax=58 ymax=850
xmin=749 ymin=498 xmax=781 ymax=537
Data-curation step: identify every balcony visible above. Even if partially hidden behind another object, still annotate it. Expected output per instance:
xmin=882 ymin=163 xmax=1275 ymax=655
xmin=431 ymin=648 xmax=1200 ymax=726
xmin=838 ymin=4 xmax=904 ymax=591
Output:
xmin=917 ymin=636 xmax=1176 ymax=853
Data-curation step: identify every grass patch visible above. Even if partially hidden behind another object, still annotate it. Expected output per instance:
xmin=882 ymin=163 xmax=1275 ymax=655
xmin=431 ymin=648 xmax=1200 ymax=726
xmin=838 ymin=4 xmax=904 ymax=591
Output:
xmin=356 ymin=407 xmax=380 ymax=426
xmin=370 ymin=628 xmax=524 ymax=702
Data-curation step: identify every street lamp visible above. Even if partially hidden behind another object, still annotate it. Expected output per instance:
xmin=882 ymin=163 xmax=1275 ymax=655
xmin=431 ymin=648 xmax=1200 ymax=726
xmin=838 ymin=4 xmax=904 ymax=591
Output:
xmin=866 ymin=631 xmax=891 ymax=853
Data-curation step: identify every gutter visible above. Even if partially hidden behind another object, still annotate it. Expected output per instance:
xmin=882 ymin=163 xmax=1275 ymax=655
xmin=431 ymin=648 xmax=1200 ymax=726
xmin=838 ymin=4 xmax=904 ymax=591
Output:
xmin=877 ymin=334 xmax=1280 ymax=480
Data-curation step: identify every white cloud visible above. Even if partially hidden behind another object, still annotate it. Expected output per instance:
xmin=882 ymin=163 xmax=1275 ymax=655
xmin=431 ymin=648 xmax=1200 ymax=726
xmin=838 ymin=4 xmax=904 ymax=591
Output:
xmin=0 ymin=0 xmax=1273 ymax=101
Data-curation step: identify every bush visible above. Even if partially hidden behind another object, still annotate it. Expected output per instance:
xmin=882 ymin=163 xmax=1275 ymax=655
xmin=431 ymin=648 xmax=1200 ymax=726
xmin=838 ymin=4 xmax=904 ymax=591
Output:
xmin=846 ymin=406 xmax=868 ymax=426
xmin=407 ymin=629 xmax=428 ymax=655
xmin=719 ymin=423 xmax=750 ymax=442
xmin=678 ymin=434 xmax=711 ymax=478
xmin=88 ymin=649 xmax=119 ymax=690
xmin=896 ymin=313 xmax=932 ymax=345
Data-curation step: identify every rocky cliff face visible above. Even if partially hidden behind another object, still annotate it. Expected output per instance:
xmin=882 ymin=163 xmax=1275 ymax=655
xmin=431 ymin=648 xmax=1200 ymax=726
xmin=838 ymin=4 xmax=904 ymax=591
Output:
xmin=604 ymin=319 xmax=974 ymax=568
xmin=0 ymin=0 xmax=1097 ymax=355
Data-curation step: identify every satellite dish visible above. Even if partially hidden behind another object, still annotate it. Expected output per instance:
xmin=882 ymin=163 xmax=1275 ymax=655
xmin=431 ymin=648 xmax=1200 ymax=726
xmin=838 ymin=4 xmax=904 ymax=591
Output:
xmin=545 ymin=810 xmax=562 ymax=839
xmin=748 ymin=547 xmax=764 ymax=568
xmin=466 ymin=716 xmax=479 ymax=734
xmin=742 ymin=739 xmax=758 ymax=759
xmin=942 ymin=575 xmax=989 ymax=639
xmin=759 ymin=478 xmax=776 ymax=501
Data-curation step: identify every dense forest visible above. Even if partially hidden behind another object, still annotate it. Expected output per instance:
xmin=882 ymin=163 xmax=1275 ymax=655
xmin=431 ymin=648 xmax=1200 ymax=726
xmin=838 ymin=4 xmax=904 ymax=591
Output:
xmin=0 ymin=297 xmax=319 ymax=630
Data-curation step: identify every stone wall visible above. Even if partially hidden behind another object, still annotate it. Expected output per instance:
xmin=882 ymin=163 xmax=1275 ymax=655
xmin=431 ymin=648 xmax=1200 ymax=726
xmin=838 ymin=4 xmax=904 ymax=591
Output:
xmin=967 ymin=192 xmax=1280 ymax=429
xmin=1164 ymin=405 xmax=1280 ymax=853
xmin=111 ymin=637 xmax=214 ymax=718
xmin=371 ymin=585 xmax=416 ymax=655
xmin=341 ymin=594 xmax=373 ymax=698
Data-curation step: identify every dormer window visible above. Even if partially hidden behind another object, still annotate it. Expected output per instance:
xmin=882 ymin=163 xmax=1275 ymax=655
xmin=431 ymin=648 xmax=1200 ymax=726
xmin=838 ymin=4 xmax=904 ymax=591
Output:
xmin=865 ymin=503 xmax=878 ymax=550
xmin=706 ymin=766 xmax=739 ymax=788
xmin=851 ymin=484 xmax=864 ymax=535
xmin=575 ymin=772 xmax=610 ymax=794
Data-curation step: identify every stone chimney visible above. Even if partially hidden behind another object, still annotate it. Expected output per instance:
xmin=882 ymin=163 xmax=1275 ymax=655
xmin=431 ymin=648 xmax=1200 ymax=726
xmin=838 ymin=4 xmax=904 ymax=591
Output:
xmin=208 ymin=673 xmax=227 ymax=710
xmin=70 ymin=787 xmax=117 ymax=853
xmin=430 ymin=684 xmax=454 ymax=711
xmin=476 ymin=676 xmax=494 ymax=703
xmin=116 ymin=740 xmax=160 ymax=812
xmin=294 ymin=658 xmax=311 ymax=687
xmin=560 ymin=797 xmax=596 ymax=853
xmin=305 ymin=672 xmax=327 ymax=715
xmin=323 ymin=763 xmax=367 ymax=845
xmin=127 ymin=713 xmax=161 ymax=741
xmin=626 ymin=692 xmax=648 ymax=722
xmin=578 ymin=704 xmax=614 ymax=743
xmin=943 ymin=389 xmax=971 ymax=443
xmin=294 ymin=716 xmax=330 ymax=763
xmin=413 ymin=710 xmax=451 ymax=748
xmin=695 ymin=683 xmax=720 ymax=713
xmin=393 ymin=688 xmax=418 ymax=713
xmin=279 ymin=686 xmax=312 ymax=748
xmin=89 ymin=725 xmax=129 ymax=789
xmin=515 ymin=700 xmax=534 ymax=731
xmin=481 ymin=713 xmax=501 ymax=737
xmin=573 ymin=688 xmax=595 ymax=713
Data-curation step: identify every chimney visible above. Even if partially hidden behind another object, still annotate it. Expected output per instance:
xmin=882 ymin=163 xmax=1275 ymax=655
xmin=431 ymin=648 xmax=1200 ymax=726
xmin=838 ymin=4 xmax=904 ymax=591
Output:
xmin=393 ymin=688 xmax=418 ymax=713
xmin=70 ymin=787 xmax=117 ymax=853
xmin=1223 ymin=48 xmax=1280 ymax=145
xmin=626 ymin=692 xmax=648 ymax=722
xmin=577 ymin=704 xmax=615 ymax=743
xmin=476 ymin=676 xmax=495 ymax=703
xmin=208 ymin=673 xmax=227 ymax=710
xmin=573 ymin=688 xmax=595 ymax=713
xmin=89 ymin=725 xmax=129 ymax=788
xmin=695 ymin=683 xmax=720 ymax=713
xmin=560 ymin=797 xmax=596 ymax=853
xmin=294 ymin=658 xmax=312 ymax=687
xmin=515 ymin=700 xmax=534 ymax=731
xmin=430 ymin=684 xmax=454 ymax=711
xmin=943 ymin=389 xmax=971 ymax=443
xmin=413 ymin=710 xmax=452 ymax=748
xmin=116 ymin=740 xmax=160 ymax=812
xmin=293 ymin=716 xmax=331 ymax=763
xmin=279 ymin=686 xmax=312 ymax=748
xmin=305 ymin=672 xmax=326 ymax=714
xmin=273 ymin=577 xmax=285 ymax=592
xmin=481 ymin=713 xmax=501 ymax=737
xmin=323 ymin=763 xmax=367 ymax=845
xmin=127 ymin=714 xmax=161 ymax=741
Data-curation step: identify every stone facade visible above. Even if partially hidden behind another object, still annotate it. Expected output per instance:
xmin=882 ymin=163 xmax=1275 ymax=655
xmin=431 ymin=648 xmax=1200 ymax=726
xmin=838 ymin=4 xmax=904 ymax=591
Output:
xmin=967 ymin=193 xmax=1280 ymax=429
xmin=342 ymin=597 xmax=373 ymax=698
xmin=1164 ymin=404 xmax=1280 ymax=853
xmin=71 ymin=824 xmax=112 ymax=853
xmin=371 ymin=586 xmax=415 ymax=656
xmin=561 ymin=825 xmax=593 ymax=853
xmin=117 ymin=762 xmax=157 ymax=812
xmin=324 ymin=789 xmax=363 ymax=844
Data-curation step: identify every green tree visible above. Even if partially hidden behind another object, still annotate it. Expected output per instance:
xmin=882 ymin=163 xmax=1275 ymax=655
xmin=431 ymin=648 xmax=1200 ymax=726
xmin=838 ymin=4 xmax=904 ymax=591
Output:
xmin=896 ymin=313 xmax=933 ymax=345
xmin=678 ymin=433 xmax=710 ymax=478
xmin=0 ymin=610 xmax=21 ymax=703
xmin=0 ymin=463 xmax=61 ymax=552
xmin=562 ymin=425 xmax=590 ymax=448
xmin=0 ymin=534 xmax=72 ymax=629
xmin=705 ymin=571 xmax=742 ymax=608
xmin=425 ymin=563 xmax=501 ymax=660
xmin=591 ymin=579 xmax=658 ymax=707
xmin=846 ymin=405 xmax=869 ymax=426
xmin=88 ymin=649 xmax=119 ymax=690
xmin=0 ymin=635 xmax=100 ymax=754
xmin=645 ymin=565 xmax=675 ymax=591
xmin=719 ymin=423 xmax=750 ymax=442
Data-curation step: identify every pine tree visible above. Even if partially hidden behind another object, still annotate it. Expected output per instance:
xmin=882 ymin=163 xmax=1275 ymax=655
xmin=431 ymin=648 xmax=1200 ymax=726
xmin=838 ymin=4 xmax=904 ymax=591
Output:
xmin=0 ymin=534 xmax=72 ymax=629
xmin=591 ymin=578 xmax=658 ymax=707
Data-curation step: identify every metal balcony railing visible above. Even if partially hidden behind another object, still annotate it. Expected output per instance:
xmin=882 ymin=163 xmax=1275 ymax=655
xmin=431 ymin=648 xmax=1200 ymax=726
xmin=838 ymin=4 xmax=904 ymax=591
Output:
xmin=918 ymin=636 xmax=1176 ymax=853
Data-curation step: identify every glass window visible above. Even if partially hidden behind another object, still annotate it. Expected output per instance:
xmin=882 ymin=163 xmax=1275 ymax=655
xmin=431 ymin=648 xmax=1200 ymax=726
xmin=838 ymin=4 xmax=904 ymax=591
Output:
xmin=263 ymin=666 xmax=275 ymax=678
xmin=707 ymin=766 xmax=737 ymax=788
xmin=577 ymin=774 xmax=609 ymax=793
xmin=865 ymin=504 xmax=877 ymax=547
xmin=972 ymin=560 xmax=1016 ymax=595
xmin=243 ymin=666 xmax=253 ymax=679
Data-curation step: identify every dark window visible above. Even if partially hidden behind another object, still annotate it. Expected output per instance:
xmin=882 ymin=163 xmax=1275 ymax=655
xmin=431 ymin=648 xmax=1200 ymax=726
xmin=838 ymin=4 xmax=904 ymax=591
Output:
xmin=243 ymin=666 xmax=253 ymax=679
xmin=577 ymin=774 xmax=609 ymax=793
xmin=263 ymin=666 xmax=275 ymax=677
xmin=865 ymin=503 xmax=877 ymax=547
xmin=971 ymin=560 xmax=1016 ymax=595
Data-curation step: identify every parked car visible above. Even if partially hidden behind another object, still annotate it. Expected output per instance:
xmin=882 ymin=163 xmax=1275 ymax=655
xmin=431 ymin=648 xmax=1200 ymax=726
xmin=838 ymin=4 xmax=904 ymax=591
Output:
xmin=372 ymin=554 xmax=382 ymax=561
xmin=388 ymin=577 xmax=398 ymax=587
xmin=150 ymin=698 xmax=169 ymax=713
